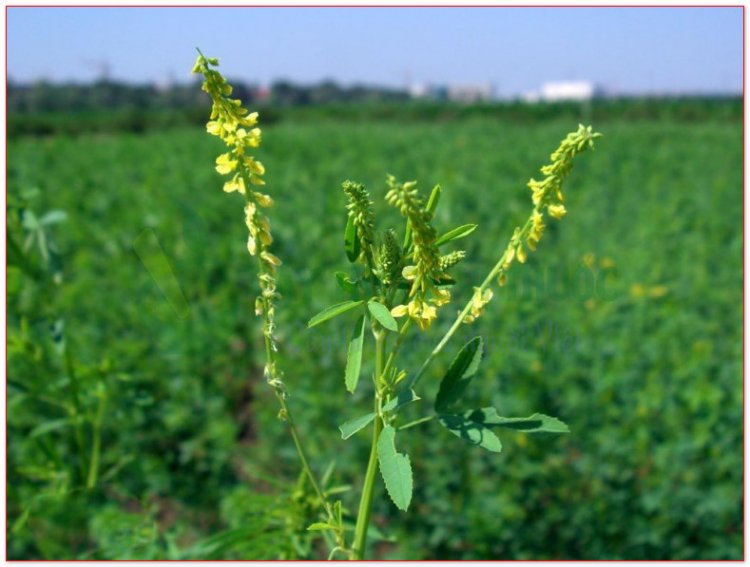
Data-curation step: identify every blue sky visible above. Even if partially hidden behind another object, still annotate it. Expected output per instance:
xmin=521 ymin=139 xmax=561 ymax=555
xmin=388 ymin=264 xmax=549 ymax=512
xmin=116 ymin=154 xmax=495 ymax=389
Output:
xmin=7 ymin=6 xmax=743 ymax=97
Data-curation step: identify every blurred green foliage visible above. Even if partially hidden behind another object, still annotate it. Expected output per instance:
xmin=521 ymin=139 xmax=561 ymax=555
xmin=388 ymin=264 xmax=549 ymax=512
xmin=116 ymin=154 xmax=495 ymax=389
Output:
xmin=7 ymin=105 xmax=741 ymax=559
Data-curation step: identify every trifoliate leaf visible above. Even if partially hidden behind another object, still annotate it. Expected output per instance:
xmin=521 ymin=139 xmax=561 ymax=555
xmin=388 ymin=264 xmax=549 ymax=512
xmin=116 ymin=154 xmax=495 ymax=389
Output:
xmin=460 ymin=407 xmax=569 ymax=433
xmin=438 ymin=413 xmax=503 ymax=453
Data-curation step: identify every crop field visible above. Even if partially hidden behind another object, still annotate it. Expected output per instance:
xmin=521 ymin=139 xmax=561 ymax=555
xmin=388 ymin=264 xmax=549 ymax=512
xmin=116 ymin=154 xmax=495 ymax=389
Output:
xmin=7 ymin=106 xmax=742 ymax=559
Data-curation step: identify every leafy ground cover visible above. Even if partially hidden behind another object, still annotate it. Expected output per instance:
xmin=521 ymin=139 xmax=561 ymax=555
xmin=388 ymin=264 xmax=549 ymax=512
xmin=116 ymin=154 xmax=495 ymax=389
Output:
xmin=7 ymin=108 xmax=742 ymax=559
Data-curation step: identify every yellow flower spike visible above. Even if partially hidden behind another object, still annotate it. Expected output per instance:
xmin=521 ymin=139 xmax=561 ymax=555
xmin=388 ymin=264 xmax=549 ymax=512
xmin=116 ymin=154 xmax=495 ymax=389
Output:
xmin=247 ymin=235 xmax=257 ymax=256
xmin=548 ymin=203 xmax=567 ymax=219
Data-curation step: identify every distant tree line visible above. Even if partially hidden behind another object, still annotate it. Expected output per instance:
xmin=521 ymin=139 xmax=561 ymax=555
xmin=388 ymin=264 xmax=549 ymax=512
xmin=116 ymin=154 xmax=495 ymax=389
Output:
xmin=7 ymin=78 xmax=741 ymax=138
xmin=7 ymin=78 xmax=409 ymax=115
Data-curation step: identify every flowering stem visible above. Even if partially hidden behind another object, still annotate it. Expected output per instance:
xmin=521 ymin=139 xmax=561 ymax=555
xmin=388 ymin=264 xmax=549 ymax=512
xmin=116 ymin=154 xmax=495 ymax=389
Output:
xmin=403 ymin=235 xmax=517 ymax=392
xmin=252 ymin=246 xmax=334 ymax=526
xmin=352 ymin=332 xmax=386 ymax=560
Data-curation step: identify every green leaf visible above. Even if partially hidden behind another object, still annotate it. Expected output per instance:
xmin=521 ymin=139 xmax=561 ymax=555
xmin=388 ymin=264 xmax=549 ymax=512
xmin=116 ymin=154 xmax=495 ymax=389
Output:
xmin=377 ymin=426 xmax=413 ymax=511
xmin=30 ymin=418 xmax=71 ymax=438
xmin=434 ymin=337 xmax=483 ymax=413
xmin=382 ymin=389 xmax=420 ymax=413
xmin=308 ymin=300 xmax=364 ymax=328
xmin=21 ymin=210 xmax=39 ymax=231
xmin=335 ymin=271 xmax=357 ymax=294
xmin=461 ymin=407 xmax=569 ymax=433
xmin=344 ymin=215 xmax=361 ymax=262
xmin=40 ymin=210 xmax=68 ymax=225
xmin=435 ymin=224 xmax=478 ymax=246
xmin=438 ymin=413 xmax=503 ymax=453
xmin=345 ymin=314 xmax=366 ymax=393
xmin=307 ymin=522 xmax=335 ymax=532
xmin=425 ymin=184 xmax=441 ymax=217
xmin=368 ymin=300 xmax=398 ymax=332
xmin=339 ymin=412 xmax=375 ymax=440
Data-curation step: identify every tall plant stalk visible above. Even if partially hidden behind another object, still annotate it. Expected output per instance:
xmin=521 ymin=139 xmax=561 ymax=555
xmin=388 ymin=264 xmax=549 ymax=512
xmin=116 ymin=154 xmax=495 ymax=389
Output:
xmin=194 ymin=51 xmax=601 ymax=560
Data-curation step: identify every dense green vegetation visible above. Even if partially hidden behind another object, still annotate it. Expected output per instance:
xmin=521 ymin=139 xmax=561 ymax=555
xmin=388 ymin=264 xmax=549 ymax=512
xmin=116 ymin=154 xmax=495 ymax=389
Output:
xmin=8 ymin=90 xmax=741 ymax=138
xmin=7 ymin=105 xmax=742 ymax=559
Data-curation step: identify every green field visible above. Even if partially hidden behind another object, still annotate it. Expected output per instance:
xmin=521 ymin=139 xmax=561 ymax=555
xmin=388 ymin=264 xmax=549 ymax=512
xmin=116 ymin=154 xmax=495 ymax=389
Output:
xmin=7 ymin=108 xmax=743 ymax=559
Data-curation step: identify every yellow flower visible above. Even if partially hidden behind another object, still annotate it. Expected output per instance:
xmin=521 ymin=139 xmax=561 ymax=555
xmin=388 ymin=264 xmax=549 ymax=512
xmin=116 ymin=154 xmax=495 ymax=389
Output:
xmin=402 ymin=265 xmax=418 ymax=281
xmin=548 ymin=203 xmax=567 ymax=219
xmin=516 ymin=244 xmax=527 ymax=264
xmin=407 ymin=299 xmax=437 ymax=330
xmin=244 ymin=202 xmax=256 ymax=229
xmin=464 ymin=287 xmax=493 ymax=323
xmin=261 ymin=251 xmax=282 ymax=267
xmin=648 ymin=285 xmax=669 ymax=298
xmin=391 ymin=305 xmax=408 ymax=318
xmin=223 ymin=175 xmax=246 ymax=194
xmin=215 ymin=153 xmax=238 ymax=175
xmin=247 ymin=235 xmax=257 ymax=256
xmin=433 ymin=288 xmax=451 ymax=307
xmin=245 ymin=157 xmax=265 ymax=175
xmin=630 ymin=283 xmax=646 ymax=298
xmin=253 ymin=192 xmax=274 ymax=207
xmin=206 ymin=121 xmax=222 ymax=136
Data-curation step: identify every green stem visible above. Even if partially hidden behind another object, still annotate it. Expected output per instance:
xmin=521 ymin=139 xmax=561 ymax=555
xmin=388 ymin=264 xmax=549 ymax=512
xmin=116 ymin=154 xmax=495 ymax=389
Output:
xmin=352 ymin=333 xmax=386 ymax=560
xmin=86 ymin=387 xmax=106 ymax=489
xmin=64 ymin=342 xmax=89 ymax=483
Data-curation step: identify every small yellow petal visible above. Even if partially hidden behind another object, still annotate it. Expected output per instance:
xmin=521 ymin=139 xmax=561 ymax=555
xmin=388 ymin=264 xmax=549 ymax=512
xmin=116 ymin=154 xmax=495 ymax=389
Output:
xmin=402 ymin=266 xmax=418 ymax=281
xmin=261 ymin=251 xmax=282 ymax=266
xmin=391 ymin=305 xmax=408 ymax=318
xmin=253 ymin=192 xmax=273 ymax=207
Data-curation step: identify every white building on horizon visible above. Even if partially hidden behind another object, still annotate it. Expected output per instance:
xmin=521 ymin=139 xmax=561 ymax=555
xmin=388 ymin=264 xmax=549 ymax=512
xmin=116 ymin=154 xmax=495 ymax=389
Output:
xmin=524 ymin=81 xmax=602 ymax=103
